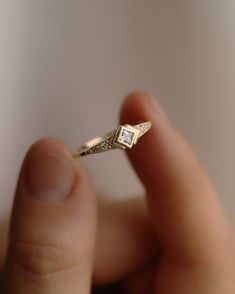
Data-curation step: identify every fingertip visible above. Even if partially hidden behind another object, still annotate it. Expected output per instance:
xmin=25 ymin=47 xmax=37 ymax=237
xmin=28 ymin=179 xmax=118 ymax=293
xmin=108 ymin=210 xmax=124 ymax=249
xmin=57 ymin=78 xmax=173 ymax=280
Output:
xmin=15 ymin=137 xmax=81 ymax=203
xmin=120 ymin=90 xmax=150 ymax=124
xmin=26 ymin=137 xmax=73 ymax=162
xmin=18 ymin=137 xmax=95 ymax=206
xmin=120 ymin=90 xmax=166 ymax=125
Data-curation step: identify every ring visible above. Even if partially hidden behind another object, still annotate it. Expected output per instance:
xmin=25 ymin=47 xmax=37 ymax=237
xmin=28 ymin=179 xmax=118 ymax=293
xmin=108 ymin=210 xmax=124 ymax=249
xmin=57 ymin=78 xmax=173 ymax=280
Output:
xmin=73 ymin=121 xmax=152 ymax=157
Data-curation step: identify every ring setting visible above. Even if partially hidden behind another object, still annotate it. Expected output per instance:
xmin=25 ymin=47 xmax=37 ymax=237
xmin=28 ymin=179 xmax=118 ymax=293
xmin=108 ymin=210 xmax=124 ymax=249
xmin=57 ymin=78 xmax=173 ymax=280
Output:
xmin=73 ymin=121 xmax=151 ymax=157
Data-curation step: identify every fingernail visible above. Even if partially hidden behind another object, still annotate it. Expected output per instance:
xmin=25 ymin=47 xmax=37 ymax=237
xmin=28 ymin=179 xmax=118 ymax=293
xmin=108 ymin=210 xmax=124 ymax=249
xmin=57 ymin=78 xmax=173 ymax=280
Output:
xmin=25 ymin=151 xmax=75 ymax=201
xmin=145 ymin=93 xmax=168 ymax=119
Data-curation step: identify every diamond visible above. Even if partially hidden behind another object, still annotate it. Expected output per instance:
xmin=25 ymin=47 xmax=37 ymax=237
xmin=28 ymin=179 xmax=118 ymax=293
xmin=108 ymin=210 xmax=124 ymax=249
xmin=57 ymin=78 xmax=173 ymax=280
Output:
xmin=120 ymin=129 xmax=134 ymax=145
xmin=113 ymin=125 xmax=139 ymax=149
xmin=139 ymin=122 xmax=151 ymax=133
xmin=89 ymin=139 xmax=111 ymax=154
xmin=140 ymin=125 xmax=147 ymax=132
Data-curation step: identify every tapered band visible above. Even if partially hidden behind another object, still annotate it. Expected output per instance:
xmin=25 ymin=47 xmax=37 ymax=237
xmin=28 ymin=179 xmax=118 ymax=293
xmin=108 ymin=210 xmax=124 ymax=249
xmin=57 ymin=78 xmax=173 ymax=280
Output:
xmin=73 ymin=122 xmax=151 ymax=157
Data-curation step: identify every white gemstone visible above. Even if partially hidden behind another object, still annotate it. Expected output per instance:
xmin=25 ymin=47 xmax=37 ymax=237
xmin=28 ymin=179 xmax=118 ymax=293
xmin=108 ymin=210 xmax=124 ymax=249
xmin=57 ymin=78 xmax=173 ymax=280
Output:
xmin=140 ymin=123 xmax=150 ymax=132
xmin=121 ymin=130 xmax=134 ymax=144
xmin=140 ymin=125 xmax=147 ymax=132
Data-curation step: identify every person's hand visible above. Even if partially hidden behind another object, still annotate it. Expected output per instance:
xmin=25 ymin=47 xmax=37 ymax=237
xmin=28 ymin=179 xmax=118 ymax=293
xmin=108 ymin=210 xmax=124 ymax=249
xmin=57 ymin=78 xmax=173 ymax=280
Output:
xmin=0 ymin=91 xmax=234 ymax=293
xmin=94 ymin=91 xmax=235 ymax=293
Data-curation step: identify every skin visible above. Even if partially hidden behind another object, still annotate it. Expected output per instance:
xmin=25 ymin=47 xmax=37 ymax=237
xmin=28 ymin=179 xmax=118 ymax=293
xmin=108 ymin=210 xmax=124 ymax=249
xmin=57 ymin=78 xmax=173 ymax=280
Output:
xmin=0 ymin=91 xmax=234 ymax=293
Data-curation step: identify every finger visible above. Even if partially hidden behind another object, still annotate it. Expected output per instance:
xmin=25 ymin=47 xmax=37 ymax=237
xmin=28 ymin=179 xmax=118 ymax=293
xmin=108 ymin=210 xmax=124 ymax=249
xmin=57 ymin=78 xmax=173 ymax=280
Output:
xmin=93 ymin=197 xmax=159 ymax=285
xmin=0 ymin=217 xmax=9 ymax=288
xmin=0 ymin=217 xmax=9 ymax=271
xmin=121 ymin=265 xmax=155 ymax=294
xmin=120 ymin=91 xmax=232 ymax=264
xmin=5 ymin=138 xmax=96 ymax=294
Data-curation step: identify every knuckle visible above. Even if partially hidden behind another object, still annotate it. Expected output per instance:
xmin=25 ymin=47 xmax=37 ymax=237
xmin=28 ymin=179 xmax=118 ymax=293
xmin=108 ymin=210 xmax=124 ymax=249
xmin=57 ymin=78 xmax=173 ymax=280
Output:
xmin=10 ymin=239 xmax=83 ymax=277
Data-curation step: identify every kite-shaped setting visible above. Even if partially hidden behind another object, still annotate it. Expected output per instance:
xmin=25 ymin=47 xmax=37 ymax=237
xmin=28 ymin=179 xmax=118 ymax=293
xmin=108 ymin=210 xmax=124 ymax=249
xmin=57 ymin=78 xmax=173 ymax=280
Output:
xmin=73 ymin=121 xmax=152 ymax=157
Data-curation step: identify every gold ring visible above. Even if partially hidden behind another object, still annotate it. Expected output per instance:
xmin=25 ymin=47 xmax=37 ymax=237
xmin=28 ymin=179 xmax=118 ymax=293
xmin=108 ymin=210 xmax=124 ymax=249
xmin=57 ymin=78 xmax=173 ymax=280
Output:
xmin=73 ymin=121 xmax=151 ymax=157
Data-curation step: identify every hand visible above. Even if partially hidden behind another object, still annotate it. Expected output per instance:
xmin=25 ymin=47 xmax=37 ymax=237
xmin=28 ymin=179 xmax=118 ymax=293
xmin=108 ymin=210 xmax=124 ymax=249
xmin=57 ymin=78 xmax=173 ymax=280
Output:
xmin=0 ymin=91 xmax=234 ymax=293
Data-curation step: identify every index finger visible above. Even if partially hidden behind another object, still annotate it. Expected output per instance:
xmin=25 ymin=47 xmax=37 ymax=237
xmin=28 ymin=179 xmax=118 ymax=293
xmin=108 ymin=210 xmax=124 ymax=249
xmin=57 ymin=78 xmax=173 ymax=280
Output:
xmin=120 ymin=91 xmax=232 ymax=264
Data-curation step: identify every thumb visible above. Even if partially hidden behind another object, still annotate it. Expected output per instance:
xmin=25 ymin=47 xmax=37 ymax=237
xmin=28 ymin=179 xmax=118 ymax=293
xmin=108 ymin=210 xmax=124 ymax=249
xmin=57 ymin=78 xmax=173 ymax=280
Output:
xmin=5 ymin=138 xmax=96 ymax=294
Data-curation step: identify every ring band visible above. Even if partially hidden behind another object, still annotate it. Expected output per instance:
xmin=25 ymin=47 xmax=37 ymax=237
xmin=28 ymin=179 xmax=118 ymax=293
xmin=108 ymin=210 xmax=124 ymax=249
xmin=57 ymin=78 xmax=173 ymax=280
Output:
xmin=73 ymin=121 xmax=151 ymax=157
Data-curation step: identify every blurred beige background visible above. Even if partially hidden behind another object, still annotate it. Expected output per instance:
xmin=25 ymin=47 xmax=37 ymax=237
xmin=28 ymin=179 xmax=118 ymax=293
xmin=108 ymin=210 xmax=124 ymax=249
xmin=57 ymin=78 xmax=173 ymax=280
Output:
xmin=1 ymin=1 xmax=235 ymax=227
